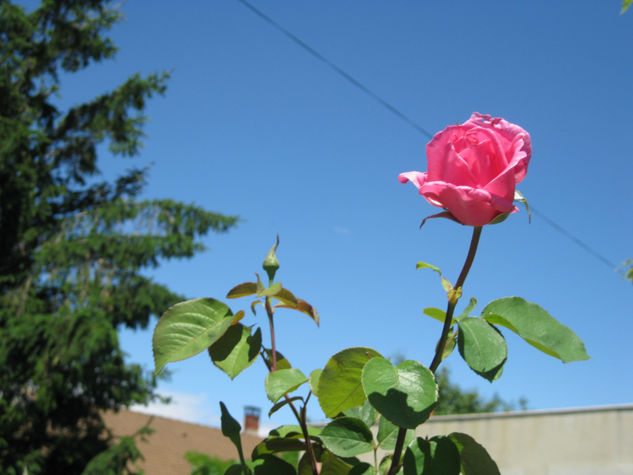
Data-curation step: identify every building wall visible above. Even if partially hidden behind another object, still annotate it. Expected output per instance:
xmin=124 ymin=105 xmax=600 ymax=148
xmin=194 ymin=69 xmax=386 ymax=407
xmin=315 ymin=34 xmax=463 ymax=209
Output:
xmin=413 ymin=405 xmax=633 ymax=475
xmin=106 ymin=405 xmax=633 ymax=474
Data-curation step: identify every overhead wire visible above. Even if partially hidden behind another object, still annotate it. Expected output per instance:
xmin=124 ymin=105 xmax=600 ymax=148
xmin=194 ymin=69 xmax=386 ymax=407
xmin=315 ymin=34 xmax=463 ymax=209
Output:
xmin=235 ymin=0 xmax=434 ymax=139
xmin=235 ymin=0 xmax=624 ymax=276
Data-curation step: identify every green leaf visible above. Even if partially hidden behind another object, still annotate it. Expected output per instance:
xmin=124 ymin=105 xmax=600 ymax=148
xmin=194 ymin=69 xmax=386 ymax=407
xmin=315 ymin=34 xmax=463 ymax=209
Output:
xmin=457 ymin=297 xmax=477 ymax=320
xmin=309 ymin=369 xmax=322 ymax=397
xmin=423 ymin=307 xmax=452 ymax=325
xmin=253 ymin=454 xmax=295 ymax=475
xmin=256 ymin=274 xmax=266 ymax=294
xmin=416 ymin=262 xmax=442 ymax=274
xmin=457 ymin=317 xmax=507 ymax=382
xmin=320 ymin=450 xmax=354 ymax=475
xmin=225 ymin=464 xmax=248 ymax=475
xmin=268 ymin=396 xmax=303 ymax=417
xmin=258 ymin=281 xmax=283 ymax=298
xmin=251 ymin=299 xmax=263 ymax=315
xmin=349 ymin=463 xmax=375 ymax=475
xmin=320 ymin=417 xmax=374 ymax=457
xmin=488 ymin=211 xmax=511 ymax=225
xmin=263 ymin=349 xmax=292 ymax=370
xmin=153 ymin=298 xmax=234 ymax=375
xmin=361 ymin=358 xmax=437 ymax=429
xmin=448 ymin=432 xmax=500 ymax=475
xmin=318 ymin=347 xmax=382 ymax=418
xmin=481 ymin=297 xmax=589 ymax=363
xmin=252 ymin=435 xmax=306 ymax=459
xmin=265 ymin=368 xmax=308 ymax=403
xmin=231 ymin=310 xmax=246 ymax=324
xmin=378 ymin=455 xmax=395 ymax=475
xmin=270 ymin=425 xmax=322 ymax=439
xmin=513 ymin=189 xmax=531 ymax=223
xmin=273 ymin=287 xmax=299 ymax=306
xmin=441 ymin=329 xmax=457 ymax=361
xmin=209 ymin=325 xmax=262 ymax=379
xmin=220 ymin=402 xmax=244 ymax=463
xmin=343 ymin=399 xmax=377 ymax=428
xmin=403 ymin=436 xmax=460 ymax=475
xmin=298 ymin=451 xmax=315 ymax=475
xmin=377 ymin=417 xmax=414 ymax=450
xmin=417 ymin=262 xmax=454 ymax=294
xmin=227 ymin=282 xmax=258 ymax=299
xmin=276 ymin=298 xmax=320 ymax=326
xmin=624 ymin=0 xmax=633 ymax=13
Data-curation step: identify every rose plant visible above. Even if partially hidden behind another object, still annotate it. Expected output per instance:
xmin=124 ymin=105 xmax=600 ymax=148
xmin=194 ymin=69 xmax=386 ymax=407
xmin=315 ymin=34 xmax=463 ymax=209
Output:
xmin=152 ymin=114 xmax=588 ymax=474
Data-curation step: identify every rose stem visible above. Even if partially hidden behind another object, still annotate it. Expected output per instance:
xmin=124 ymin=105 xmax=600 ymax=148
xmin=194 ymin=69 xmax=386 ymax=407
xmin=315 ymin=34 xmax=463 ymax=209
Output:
xmin=388 ymin=226 xmax=483 ymax=475
xmin=265 ymin=296 xmax=277 ymax=371
xmin=263 ymin=297 xmax=319 ymax=474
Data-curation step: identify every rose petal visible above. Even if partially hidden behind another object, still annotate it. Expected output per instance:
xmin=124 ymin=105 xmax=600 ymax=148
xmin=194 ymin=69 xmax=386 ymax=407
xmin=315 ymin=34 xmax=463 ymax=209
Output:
xmin=420 ymin=181 xmax=512 ymax=226
xmin=466 ymin=112 xmax=532 ymax=174
xmin=483 ymin=165 xmax=516 ymax=204
xmin=398 ymin=171 xmax=428 ymax=191
xmin=464 ymin=127 xmax=510 ymax=183
xmin=506 ymin=136 xmax=530 ymax=183
xmin=426 ymin=125 xmax=469 ymax=181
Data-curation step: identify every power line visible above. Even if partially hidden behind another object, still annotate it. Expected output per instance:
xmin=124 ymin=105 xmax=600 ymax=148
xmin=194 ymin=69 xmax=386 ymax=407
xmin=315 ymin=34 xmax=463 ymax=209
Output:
xmin=529 ymin=206 xmax=617 ymax=270
xmin=235 ymin=0 xmax=434 ymax=139
xmin=235 ymin=0 xmax=623 ymax=275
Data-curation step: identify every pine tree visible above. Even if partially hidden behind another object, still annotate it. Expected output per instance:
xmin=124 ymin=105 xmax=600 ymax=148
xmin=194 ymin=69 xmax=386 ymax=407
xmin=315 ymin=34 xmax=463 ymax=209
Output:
xmin=0 ymin=1 xmax=237 ymax=472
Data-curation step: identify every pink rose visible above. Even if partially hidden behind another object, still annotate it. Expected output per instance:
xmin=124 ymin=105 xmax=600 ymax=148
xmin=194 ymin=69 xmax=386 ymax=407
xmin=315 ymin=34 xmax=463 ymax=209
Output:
xmin=399 ymin=113 xmax=531 ymax=227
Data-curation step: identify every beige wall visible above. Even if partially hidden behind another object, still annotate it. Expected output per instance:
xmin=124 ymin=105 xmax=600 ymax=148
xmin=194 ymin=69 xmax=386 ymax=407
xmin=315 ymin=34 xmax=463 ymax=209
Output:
xmin=410 ymin=405 xmax=633 ymax=474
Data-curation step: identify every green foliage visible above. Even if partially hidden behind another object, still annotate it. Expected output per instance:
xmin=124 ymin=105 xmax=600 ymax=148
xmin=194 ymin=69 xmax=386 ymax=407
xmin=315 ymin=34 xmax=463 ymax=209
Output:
xmin=0 ymin=1 xmax=236 ymax=472
xmin=308 ymin=369 xmax=322 ymax=396
xmin=361 ymin=358 xmax=438 ymax=429
xmin=210 ymin=325 xmax=262 ymax=380
xmin=185 ymin=452 xmax=235 ymax=475
xmin=403 ymin=436 xmax=460 ymax=475
xmin=318 ymin=347 xmax=382 ymax=417
xmin=416 ymin=261 xmax=453 ymax=294
xmin=343 ymin=399 xmax=377 ymax=428
xmin=185 ymin=453 xmax=257 ymax=475
xmin=219 ymin=402 xmax=248 ymax=469
xmin=82 ymin=423 xmax=153 ymax=475
xmin=264 ymin=368 xmax=309 ymax=403
xmin=448 ymin=432 xmax=500 ymax=475
xmin=622 ymin=0 xmax=633 ymax=14
xmin=153 ymin=298 xmax=236 ymax=375
xmin=481 ymin=297 xmax=589 ymax=363
xmin=149 ymin=233 xmax=587 ymax=475
xmin=319 ymin=417 xmax=374 ymax=457
xmin=376 ymin=417 xmax=414 ymax=451
xmin=263 ymin=349 xmax=292 ymax=370
xmin=457 ymin=317 xmax=507 ymax=382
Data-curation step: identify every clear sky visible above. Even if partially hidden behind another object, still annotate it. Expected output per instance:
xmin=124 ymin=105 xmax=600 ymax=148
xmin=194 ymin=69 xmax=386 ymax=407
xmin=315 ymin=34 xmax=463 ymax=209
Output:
xmin=56 ymin=1 xmax=632 ymax=431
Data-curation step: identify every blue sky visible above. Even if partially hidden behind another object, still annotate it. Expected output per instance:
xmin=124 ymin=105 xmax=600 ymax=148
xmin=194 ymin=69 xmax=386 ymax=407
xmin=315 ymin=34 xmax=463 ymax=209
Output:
xmin=56 ymin=1 xmax=632 ymax=430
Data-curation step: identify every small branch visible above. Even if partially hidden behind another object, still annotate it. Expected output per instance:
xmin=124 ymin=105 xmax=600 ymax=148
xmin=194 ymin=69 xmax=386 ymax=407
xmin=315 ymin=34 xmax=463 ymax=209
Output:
xmin=265 ymin=296 xmax=277 ymax=371
xmin=259 ymin=355 xmax=319 ymax=473
xmin=388 ymin=428 xmax=408 ymax=475
xmin=429 ymin=226 xmax=482 ymax=373
xmin=388 ymin=226 xmax=483 ymax=475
